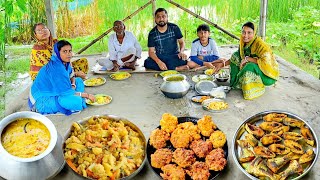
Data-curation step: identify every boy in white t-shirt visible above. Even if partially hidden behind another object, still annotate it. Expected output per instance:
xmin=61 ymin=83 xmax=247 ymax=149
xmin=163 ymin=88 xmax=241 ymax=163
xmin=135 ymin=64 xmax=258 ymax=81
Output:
xmin=188 ymin=24 xmax=225 ymax=70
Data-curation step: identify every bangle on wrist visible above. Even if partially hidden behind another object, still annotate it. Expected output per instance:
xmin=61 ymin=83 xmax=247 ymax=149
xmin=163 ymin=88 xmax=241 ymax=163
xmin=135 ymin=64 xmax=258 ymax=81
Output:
xmin=79 ymin=92 xmax=82 ymax=97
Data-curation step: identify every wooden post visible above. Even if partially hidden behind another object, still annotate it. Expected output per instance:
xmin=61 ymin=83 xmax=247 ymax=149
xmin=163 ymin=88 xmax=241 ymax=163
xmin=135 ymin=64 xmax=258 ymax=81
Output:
xmin=259 ymin=0 xmax=268 ymax=40
xmin=152 ymin=0 xmax=156 ymax=27
xmin=44 ymin=0 xmax=56 ymax=38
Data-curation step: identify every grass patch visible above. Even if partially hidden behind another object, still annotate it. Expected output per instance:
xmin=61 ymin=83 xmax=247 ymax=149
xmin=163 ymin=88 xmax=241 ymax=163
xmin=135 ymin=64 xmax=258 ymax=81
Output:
xmin=5 ymin=45 xmax=32 ymax=59
xmin=274 ymin=48 xmax=319 ymax=78
xmin=5 ymin=57 xmax=30 ymax=83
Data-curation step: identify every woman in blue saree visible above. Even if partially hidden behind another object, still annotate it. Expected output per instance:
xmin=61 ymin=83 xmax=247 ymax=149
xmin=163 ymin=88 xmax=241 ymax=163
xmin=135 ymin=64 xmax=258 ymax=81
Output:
xmin=29 ymin=40 xmax=95 ymax=115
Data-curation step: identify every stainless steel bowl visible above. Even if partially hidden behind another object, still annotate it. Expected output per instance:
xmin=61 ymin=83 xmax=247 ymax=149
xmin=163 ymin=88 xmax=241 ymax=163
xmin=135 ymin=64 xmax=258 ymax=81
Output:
xmin=232 ymin=110 xmax=319 ymax=180
xmin=0 ymin=111 xmax=64 ymax=180
xmin=195 ymin=80 xmax=218 ymax=95
xmin=160 ymin=74 xmax=190 ymax=99
xmin=63 ymin=114 xmax=147 ymax=179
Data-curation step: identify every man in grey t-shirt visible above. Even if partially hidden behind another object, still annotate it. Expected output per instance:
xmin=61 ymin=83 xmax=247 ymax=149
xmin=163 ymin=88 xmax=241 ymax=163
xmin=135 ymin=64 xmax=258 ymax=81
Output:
xmin=144 ymin=8 xmax=189 ymax=71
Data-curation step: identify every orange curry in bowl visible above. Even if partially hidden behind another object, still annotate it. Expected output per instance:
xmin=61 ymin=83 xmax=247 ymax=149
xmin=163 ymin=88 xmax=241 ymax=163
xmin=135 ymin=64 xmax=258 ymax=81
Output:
xmin=1 ymin=118 xmax=51 ymax=158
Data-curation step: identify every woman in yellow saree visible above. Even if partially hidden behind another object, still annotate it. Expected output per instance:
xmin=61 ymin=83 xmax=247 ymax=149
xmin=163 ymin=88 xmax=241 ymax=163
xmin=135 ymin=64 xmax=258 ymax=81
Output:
xmin=30 ymin=23 xmax=88 ymax=81
xmin=215 ymin=22 xmax=279 ymax=100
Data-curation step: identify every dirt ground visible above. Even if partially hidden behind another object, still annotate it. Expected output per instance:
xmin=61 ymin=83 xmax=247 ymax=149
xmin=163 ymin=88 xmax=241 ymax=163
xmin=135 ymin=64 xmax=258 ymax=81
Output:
xmin=4 ymin=46 xmax=320 ymax=180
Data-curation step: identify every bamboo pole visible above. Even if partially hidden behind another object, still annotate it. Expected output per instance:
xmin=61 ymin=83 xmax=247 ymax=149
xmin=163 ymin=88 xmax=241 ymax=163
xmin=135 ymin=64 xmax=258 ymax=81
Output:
xmin=77 ymin=0 xmax=153 ymax=54
xmin=44 ymin=0 xmax=56 ymax=38
xmin=164 ymin=0 xmax=239 ymax=40
xmin=259 ymin=0 xmax=268 ymax=40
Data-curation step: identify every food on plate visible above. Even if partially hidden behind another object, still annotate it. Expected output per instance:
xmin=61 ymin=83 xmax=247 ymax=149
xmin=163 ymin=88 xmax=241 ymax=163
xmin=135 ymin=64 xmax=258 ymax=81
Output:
xmin=197 ymin=115 xmax=217 ymax=137
xmin=268 ymin=144 xmax=290 ymax=155
xmin=209 ymin=130 xmax=226 ymax=148
xmin=259 ymin=121 xmax=283 ymax=131
xmin=244 ymin=134 xmax=258 ymax=147
xmin=186 ymin=161 xmax=210 ymax=180
xmin=299 ymin=149 xmax=315 ymax=164
xmin=204 ymin=100 xmax=228 ymax=111
xmin=84 ymin=77 xmax=105 ymax=86
xmin=64 ymin=116 xmax=145 ymax=179
xmin=245 ymin=123 xmax=265 ymax=138
xmin=110 ymin=72 xmax=131 ymax=80
xmin=149 ymin=128 xmax=170 ymax=149
xmin=263 ymin=113 xmax=287 ymax=122
xmin=283 ymin=117 xmax=305 ymax=128
xmin=160 ymin=113 xmax=178 ymax=133
xmin=283 ymin=140 xmax=304 ymax=154
xmin=177 ymin=122 xmax=201 ymax=141
xmin=246 ymin=157 xmax=279 ymax=180
xmin=160 ymin=70 xmax=179 ymax=77
xmin=190 ymin=139 xmax=213 ymax=158
xmin=170 ymin=128 xmax=191 ymax=148
xmin=237 ymin=140 xmax=255 ymax=163
xmin=266 ymin=155 xmax=290 ymax=173
xmin=172 ymin=148 xmax=196 ymax=168
xmin=87 ymin=94 xmax=112 ymax=105
xmin=160 ymin=164 xmax=185 ymax=180
xmin=191 ymin=95 xmax=210 ymax=103
xmin=278 ymin=160 xmax=303 ymax=180
xmin=151 ymin=148 xmax=173 ymax=168
xmin=205 ymin=148 xmax=227 ymax=171
xmin=236 ymin=112 xmax=317 ymax=180
xmin=300 ymin=125 xmax=315 ymax=146
xmin=260 ymin=134 xmax=282 ymax=146
xmin=204 ymin=68 xmax=215 ymax=76
xmin=270 ymin=125 xmax=290 ymax=136
xmin=253 ymin=146 xmax=276 ymax=158
xmin=283 ymin=132 xmax=304 ymax=141
xmin=1 ymin=118 xmax=50 ymax=158
xmin=192 ymin=74 xmax=213 ymax=83
xmin=148 ymin=114 xmax=228 ymax=179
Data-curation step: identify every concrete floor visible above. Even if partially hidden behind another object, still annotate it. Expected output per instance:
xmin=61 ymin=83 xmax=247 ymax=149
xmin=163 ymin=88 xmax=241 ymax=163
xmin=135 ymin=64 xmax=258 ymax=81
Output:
xmin=4 ymin=46 xmax=320 ymax=180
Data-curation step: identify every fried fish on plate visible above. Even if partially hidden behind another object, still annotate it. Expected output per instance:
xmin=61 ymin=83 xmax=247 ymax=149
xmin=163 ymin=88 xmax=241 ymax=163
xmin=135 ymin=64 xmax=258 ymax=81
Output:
xmin=186 ymin=161 xmax=210 ymax=180
xmin=160 ymin=113 xmax=178 ymax=133
xmin=149 ymin=128 xmax=170 ymax=149
xmin=151 ymin=148 xmax=173 ymax=168
xmin=160 ymin=164 xmax=186 ymax=180
xmin=205 ymin=148 xmax=227 ymax=171
xmin=190 ymin=139 xmax=213 ymax=158
xmin=172 ymin=148 xmax=196 ymax=168
xmin=170 ymin=128 xmax=191 ymax=148
xmin=197 ymin=115 xmax=217 ymax=137
xmin=177 ymin=122 xmax=201 ymax=141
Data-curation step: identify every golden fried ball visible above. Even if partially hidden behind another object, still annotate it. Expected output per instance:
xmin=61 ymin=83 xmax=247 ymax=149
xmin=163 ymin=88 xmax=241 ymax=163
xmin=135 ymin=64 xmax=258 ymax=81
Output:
xmin=151 ymin=148 xmax=173 ymax=168
xmin=149 ymin=128 xmax=170 ymax=149
xmin=160 ymin=113 xmax=178 ymax=133
xmin=197 ymin=115 xmax=217 ymax=137
xmin=209 ymin=130 xmax=226 ymax=148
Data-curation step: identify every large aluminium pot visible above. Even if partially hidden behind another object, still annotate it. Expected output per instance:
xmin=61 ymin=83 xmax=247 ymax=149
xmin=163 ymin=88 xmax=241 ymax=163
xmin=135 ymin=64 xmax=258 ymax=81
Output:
xmin=160 ymin=74 xmax=190 ymax=99
xmin=0 ymin=111 xmax=65 ymax=180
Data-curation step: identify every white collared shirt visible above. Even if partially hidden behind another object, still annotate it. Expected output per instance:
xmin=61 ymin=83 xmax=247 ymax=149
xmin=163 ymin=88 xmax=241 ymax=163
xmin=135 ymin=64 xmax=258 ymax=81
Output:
xmin=108 ymin=31 xmax=142 ymax=62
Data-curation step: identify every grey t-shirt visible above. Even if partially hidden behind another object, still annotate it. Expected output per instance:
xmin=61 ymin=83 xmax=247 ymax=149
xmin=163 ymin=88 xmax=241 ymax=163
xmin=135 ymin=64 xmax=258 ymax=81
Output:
xmin=148 ymin=23 xmax=183 ymax=55
xmin=190 ymin=38 xmax=219 ymax=57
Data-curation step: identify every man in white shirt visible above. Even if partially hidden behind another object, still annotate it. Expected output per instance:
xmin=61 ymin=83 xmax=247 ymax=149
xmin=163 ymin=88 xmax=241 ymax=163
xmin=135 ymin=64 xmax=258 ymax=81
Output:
xmin=98 ymin=20 xmax=142 ymax=71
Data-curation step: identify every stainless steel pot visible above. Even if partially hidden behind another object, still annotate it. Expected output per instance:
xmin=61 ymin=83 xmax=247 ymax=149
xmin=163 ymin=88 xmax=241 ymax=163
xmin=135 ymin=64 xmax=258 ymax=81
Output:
xmin=0 ymin=111 xmax=65 ymax=180
xmin=160 ymin=74 xmax=190 ymax=99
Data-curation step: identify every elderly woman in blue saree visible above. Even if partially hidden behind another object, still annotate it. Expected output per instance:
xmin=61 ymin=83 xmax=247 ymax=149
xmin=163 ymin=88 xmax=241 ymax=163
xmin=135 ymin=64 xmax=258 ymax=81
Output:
xmin=214 ymin=22 xmax=279 ymax=100
xmin=29 ymin=40 xmax=95 ymax=115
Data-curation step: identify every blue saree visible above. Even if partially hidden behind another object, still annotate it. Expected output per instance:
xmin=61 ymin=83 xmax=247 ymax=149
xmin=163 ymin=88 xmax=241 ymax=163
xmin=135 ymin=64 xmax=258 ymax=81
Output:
xmin=29 ymin=43 xmax=86 ymax=115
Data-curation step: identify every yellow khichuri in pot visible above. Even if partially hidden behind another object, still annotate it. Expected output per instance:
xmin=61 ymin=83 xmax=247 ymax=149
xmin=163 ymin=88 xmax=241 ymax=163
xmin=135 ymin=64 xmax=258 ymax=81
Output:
xmin=1 ymin=118 xmax=50 ymax=158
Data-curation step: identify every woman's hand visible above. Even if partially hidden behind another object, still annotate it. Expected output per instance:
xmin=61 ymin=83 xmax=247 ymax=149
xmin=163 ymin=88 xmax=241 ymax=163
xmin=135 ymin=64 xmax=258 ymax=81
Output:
xmin=178 ymin=52 xmax=188 ymax=60
xmin=203 ymin=62 xmax=214 ymax=69
xmin=86 ymin=93 xmax=95 ymax=102
xmin=75 ymin=71 xmax=87 ymax=79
